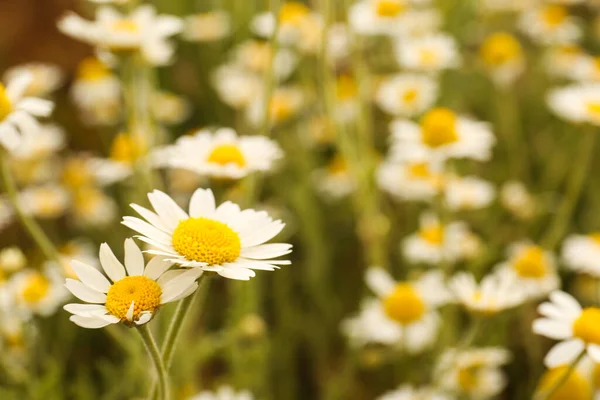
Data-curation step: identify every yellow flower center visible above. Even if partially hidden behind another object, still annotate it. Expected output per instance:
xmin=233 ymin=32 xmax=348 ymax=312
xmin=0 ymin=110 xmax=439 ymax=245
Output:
xmin=420 ymin=107 xmax=459 ymax=148
xmin=407 ymin=162 xmax=431 ymax=179
xmin=480 ymin=32 xmax=522 ymax=67
xmin=105 ymin=276 xmax=162 ymax=321
xmin=207 ymin=144 xmax=246 ymax=167
xmin=457 ymin=367 xmax=479 ymax=392
xmin=401 ymin=88 xmax=419 ymax=104
xmin=336 ymin=75 xmax=358 ymax=101
xmin=22 ymin=273 xmax=50 ymax=304
xmin=375 ymin=0 xmax=405 ymax=17
xmin=383 ymin=283 xmax=426 ymax=324
xmin=77 ymin=57 xmax=110 ymax=82
xmin=0 ymin=84 xmax=13 ymax=122
xmin=110 ymin=133 xmax=144 ymax=165
xmin=171 ymin=217 xmax=241 ymax=265
xmin=62 ymin=158 xmax=92 ymax=189
xmin=573 ymin=308 xmax=600 ymax=344
xmin=419 ymin=224 xmax=444 ymax=245
xmin=513 ymin=246 xmax=547 ymax=278
xmin=589 ymin=232 xmax=600 ymax=245
xmin=111 ymin=19 xmax=140 ymax=33
xmin=543 ymin=5 xmax=567 ymax=27
xmin=586 ymin=101 xmax=600 ymax=119
xmin=327 ymin=155 xmax=348 ymax=175
xmin=537 ymin=366 xmax=591 ymax=400
xmin=419 ymin=48 xmax=439 ymax=67
xmin=269 ymin=95 xmax=295 ymax=122
xmin=279 ymin=2 xmax=311 ymax=25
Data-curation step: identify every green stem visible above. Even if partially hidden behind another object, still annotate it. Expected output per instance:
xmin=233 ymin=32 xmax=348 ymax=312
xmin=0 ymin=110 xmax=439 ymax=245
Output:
xmin=0 ymin=151 xmax=61 ymax=266
xmin=137 ymin=325 xmax=170 ymax=400
xmin=260 ymin=0 xmax=281 ymax=138
xmin=535 ymin=350 xmax=585 ymax=400
xmin=541 ymin=127 xmax=596 ymax=250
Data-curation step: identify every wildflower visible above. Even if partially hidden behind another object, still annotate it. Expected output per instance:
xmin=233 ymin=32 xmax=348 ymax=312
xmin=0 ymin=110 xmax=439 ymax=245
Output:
xmin=61 ymin=154 xmax=131 ymax=190
xmin=547 ymin=84 xmax=600 ymax=126
xmin=212 ymin=65 xmax=263 ymax=110
xmin=519 ymin=4 xmax=581 ymax=45
xmin=188 ymin=386 xmax=254 ymax=400
xmin=375 ymin=73 xmax=438 ymax=118
xmin=10 ymin=265 xmax=68 ymax=317
xmin=562 ymin=233 xmax=600 ymax=277
xmin=450 ymin=272 xmax=525 ymax=315
xmin=3 ymin=63 xmax=64 ymax=97
xmin=9 ymin=123 xmax=65 ymax=160
xmin=183 ymin=11 xmax=231 ymax=42
xmin=376 ymin=159 xmax=441 ymax=201
xmin=153 ymin=128 xmax=282 ymax=180
xmin=479 ymin=32 xmax=525 ymax=87
xmin=58 ymin=5 xmax=183 ymax=66
xmin=500 ymin=180 xmax=536 ymax=219
xmin=108 ymin=132 xmax=146 ymax=167
xmin=71 ymin=186 xmax=120 ymax=227
xmin=233 ymin=40 xmax=298 ymax=80
xmin=444 ymin=176 xmax=496 ymax=211
xmin=395 ymin=33 xmax=461 ymax=73
xmin=533 ymin=290 xmax=600 ymax=366
xmin=389 ymin=107 xmax=495 ymax=163
xmin=18 ymin=184 xmax=70 ymax=219
xmin=334 ymin=74 xmax=360 ymax=123
xmin=376 ymin=384 xmax=452 ymax=400
xmin=315 ymin=154 xmax=356 ymax=200
xmin=122 ymin=188 xmax=292 ymax=280
xmin=64 ymin=239 xmax=201 ymax=328
xmin=0 ymin=73 xmax=54 ymax=151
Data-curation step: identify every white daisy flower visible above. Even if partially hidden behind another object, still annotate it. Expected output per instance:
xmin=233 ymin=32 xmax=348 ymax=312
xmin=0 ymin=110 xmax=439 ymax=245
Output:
xmin=568 ymin=54 xmax=600 ymax=83
xmin=152 ymin=128 xmax=282 ymax=180
xmin=436 ymin=347 xmax=511 ymax=398
xmin=10 ymin=265 xmax=69 ymax=317
xmin=544 ymin=44 xmax=585 ymax=79
xmin=348 ymin=1 xmax=439 ymax=37
xmin=333 ymin=74 xmax=360 ymax=123
xmin=376 ymin=159 xmax=441 ymax=202
xmin=402 ymin=212 xmax=478 ymax=265
xmin=518 ymin=4 xmax=581 ymax=46
xmin=233 ymin=40 xmax=298 ymax=81
xmin=58 ymin=5 xmax=183 ymax=66
xmin=122 ymin=188 xmax=292 ymax=280
xmin=450 ymin=272 xmax=526 ymax=315
xmin=376 ymin=384 xmax=451 ymax=400
xmin=183 ymin=11 xmax=231 ymax=42
xmin=61 ymin=154 xmax=132 ymax=190
xmin=532 ymin=290 xmax=600 ymax=367
xmin=0 ymin=72 xmax=54 ymax=151
xmin=479 ymin=32 xmax=525 ymax=88
xmin=212 ymin=65 xmax=263 ymax=110
xmin=0 ymin=247 xmax=26 ymax=274
xmin=495 ymin=242 xmax=559 ymax=300
xmin=314 ymin=155 xmax=356 ymax=200
xmin=188 ymin=385 xmax=254 ymax=400
xmin=18 ymin=184 xmax=70 ymax=219
xmin=395 ymin=33 xmax=461 ymax=73
xmin=70 ymin=186 xmax=120 ymax=228
xmin=444 ymin=176 xmax=496 ymax=211
xmin=547 ymin=84 xmax=600 ymax=126
xmin=343 ymin=266 xmax=451 ymax=353
xmin=389 ymin=107 xmax=495 ymax=163
xmin=375 ymin=73 xmax=438 ymax=118
xmin=500 ymin=180 xmax=536 ymax=220
xmin=9 ymin=123 xmax=65 ymax=160
xmin=64 ymin=239 xmax=201 ymax=328
xmin=562 ymin=233 xmax=600 ymax=277
xmin=3 ymin=63 xmax=63 ymax=97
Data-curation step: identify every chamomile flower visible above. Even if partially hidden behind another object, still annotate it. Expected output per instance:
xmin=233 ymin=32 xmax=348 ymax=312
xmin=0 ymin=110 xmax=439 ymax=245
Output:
xmin=61 ymin=154 xmax=132 ymax=190
xmin=58 ymin=5 xmax=183 ymax=66
xmin=479 ymin=32 xmax=525 ymax=88
xmin=233 ymin=40 xmax=298 ymax=81
xmin=18 ymin=184 xmax=70 ymax=219
xmin=212 ymin=65 xmax=263 ymax=109
xmin=122 ymin=188 xmax=292 ymax=280
xmin=450 ymin=272 xmax=525 ymax=315
xmin=108 ymin=132 xmax=146 ymax=167
xmin=9 ymin=123 xmax=65 ymax=160
xmin=435 ymin=347 xmax=511 ymax=398
xmin=3 ymin=63 xmax=63 ymax=97
xmin=10 ymin=265 xmax=68 ymax=317
xmin=376 ymin=384 xmax=451 ymax=400
xmin=375 ymin=73 xmax=438 ymax=118
xmin=547 ymin=84 xmax=600 ymax=126
xmin=252 ymin=1 xmax=321 ymax=48
xmin=153 ymin=128 xmax=282 ymax=180
xmin=0 ymin=73 xmax=54 ymax=151
xmin=71 ymin=186 xmax=120 ymax=227
xmin=402 ymin=212 xmax=477 ymax=265
xmin=183 ymin=11 xmax=231 ymax=42
xmin=495 ymin=242 xmax=559 ymax=300
xmin=500 ymin=180 xmax=536 ymax=219
xmin=444 ymin=176 xmax=496 ymax=211
xmin=349 ymin=0 xmax=438 ymax=37
xmin=389 ymin=107 xmax=495 ymax=163
xmin=188 ymin=386 xmax=254 ymax=400
xmin=314 ymin=155 xmax=356 ymax=200
xmin=343 ymin=267 xmax=450 ymax=352
xmin=519 ymin=4 xmax=581 ymax=46
xmin=570 ymin=54 xmax=600 ymax=83
xmin=395 ymin=33 xmax=461 ymax=73
xmin=334 ymin=74 xmax=360 ymax=123
xmin=533 ymin=290 xmax=600 ymax=367
xmin=562 ymin=233 xmax=600 ymax=277
xmin=376 ymin=159 xmax=441 ymax=201
xmin=544 ymin=44 xmax=585 ymax=79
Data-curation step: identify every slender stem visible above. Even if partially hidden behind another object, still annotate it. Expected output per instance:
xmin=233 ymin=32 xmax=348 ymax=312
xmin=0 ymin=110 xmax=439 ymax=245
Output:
xmin=535 ymin=350 xmax=585 ymax=400
xmin=260 ymin=0 xmax=281 ymax=138
xmin=541 ymin=126 xmax=596 ymax=250
xmin=0 ymin=151 xmax=61 ymax=266
xmin=137 ymin=324 xmax=170 ymax=400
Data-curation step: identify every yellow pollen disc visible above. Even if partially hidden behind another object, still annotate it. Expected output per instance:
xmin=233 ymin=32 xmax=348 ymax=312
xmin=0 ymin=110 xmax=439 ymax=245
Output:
xmin=278 ymin=2 xmax=311 ymax=25
xmin=269 ymin=96 xmax=294 ymax=122
xmin=536 ymin=366 xmax=591 ymax=400
xmin=207 ymin=144 xmax=246 ymax=167
xmin=375 ymin=0 xmax=405 ymax=17
xmin=573 ymin=308 xmax=600 ymax=345
xmin=62 ymin=158 xmax=93 ymax=189
xmin=336 ymin=75 xmax=358 ymax=101
xmin=327 ymin=155 xmax=348 ymax=175
xmin=589 ymin=232 xmax=600 ymax=245
xmin=401 ymin=88 xmax=419 ymax=104
xmin=105 ymin=276 xmax=162 ymax=321
xmin=407 ymin=162 xmax=431 ymax=179
xmin=172 ymin=217 xmax=241 ymax=265
xmin=480 ymin=32 xmax=522 ymax=67
xmin=543 ymin=5 xmax=567 ymax=27
xmin=22 ymin=273 xmax=50 ymax=304
xmin=110 ymin=133 xmax=145 ymax=165
xmin=513 ymin=246 xmax=547 ymax=278
xmin=419 ymin=49 xmax=439 ymax=67
xmin=420 ymin=107 xmax=459 ymax=148
xmin=0 ymin=84 xmax=13 ymax=122
xmin=77 ymin=57 xmax=110 ymax=82
xmin=419 ymin=224 xmax=444 ymax=245
xmin=111 ymin=19 xmax=140 ymax=33
xmin=383 ymin=283 xmax=426 ymax=324
xmin=586 ymin=102 xmax=600 ymax=118
xmin=457 ymin=367 xmax=479 ymax=392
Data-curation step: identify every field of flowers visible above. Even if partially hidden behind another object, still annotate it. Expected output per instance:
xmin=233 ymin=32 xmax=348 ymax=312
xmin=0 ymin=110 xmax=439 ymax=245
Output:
xmin=2 ymin=0 xmax=600 ymax=399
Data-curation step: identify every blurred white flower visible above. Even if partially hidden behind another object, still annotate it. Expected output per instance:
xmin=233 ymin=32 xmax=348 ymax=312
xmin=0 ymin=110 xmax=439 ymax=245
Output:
xmin=375 ymin=73 xmax=438 ymax=117
xmin=315 ymin=154 xmax=356 ymax=200
xmin=3 ymin=63 xmax=63 ymax=97
xmin=547 ymin=84 xmax=600 ymax=126
xmin=519 ymin=4 xmax=581 ymax=46
xmin=349 ymin=1 xmax=439 ymax=37
xmin=450 ymin=272 xmax=525 ymax=315
xmin=183 ymin=11 xmax=231 ymax=42
xmin=246 ymin=86 xmax=304 ymax=127
xmin=0 ymin=247 xmax=26 ymax=274
xmin=562 ymin=233 xmax=600 ymax=277
xmin=395 ymin=33 xmax=460 ymax=72
xmin=10 ymin=265 xmax=69 ymax=317
xmin=479 ymin=32 xmax=525 ymax=88
xmin=188 ymin=386 xmax=254 ymax=400
xmin=444 ymin=176 xmax=496 ymax=211
xmin=151 ymin=91 xmax=191 ymax=126
xmin=500 ymin=180 xmax=535 ymax=219
xmin=377 ymin=159 xmax=441 ymax=201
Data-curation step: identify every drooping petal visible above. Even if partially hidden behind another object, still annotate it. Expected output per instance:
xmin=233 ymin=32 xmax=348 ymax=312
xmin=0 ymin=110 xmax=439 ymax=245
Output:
xmin=71 ymin=260 xmax=111 ymax=293
xmin=99 ymin=243 xmax=126 ymax=282
xmin=124 ymin=238 xmax=144 ymax=276
xmin=65 ymin=279 xmax=107 ymax=303
xmin=544 ymin=339 xmax=585 ymax=368
xmin=144 ymin=256 xmax=172 ymax=280
xmin=189 ymin=188 xmax=216 ymax=218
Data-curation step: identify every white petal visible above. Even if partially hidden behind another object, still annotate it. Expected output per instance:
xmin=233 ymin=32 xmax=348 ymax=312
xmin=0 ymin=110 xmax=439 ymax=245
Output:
xmin=65 ymin=279 xmax=107 ymax=303
xmin=544 ymin=339 xmax=584 ymax=368
xmin=168 ymin=283 xmax=198 ymax=303
xmin=240 ymin=243 xmax=292 ymax=260
xmin=588 ymin=344 xmax=600 ymax=363
xmin=125 ymin=301 xmax=135 ymax=322
xmin=532 ymin=319 xmax=573 ymax=340
xmin=189 ymin=188 xmax=216 ymax=218
xmin=365 ymin=266 xmax=396 ymax=297
xmin=157 ymin=269 xmax=187 ymax=286
xmin=122 ymin=217 xmax=173 ymax=245
xmin=550 ymin=291 xmax=582 ymax=315
xmin=71 ymin=260 xmax=111 ymax=293
xmin=144 ymin=256 xmax=172 ymax=280
xmin=148 ymin=190 xmax=188 ymax=230
xmin=217 ymin=267 xmax=255 ymax=280
xmin=70 ymin=315 xmax=115 ymax=329
xmin=0 ymin=124 xmax=21 ymax=151
xmin=99 ymin=243 xmax=126 ymax=282
xmin=131 ymin=203 xmax=171 ymax=232
xmin=17 ymin=98 xmax=54 ymax=116
xmin=241 ymin=220 xmax=285 ymax=247
xmin=160 ymin=269 xmax=203 ymax=302
xmin=135 ymin=312 xmax=153 ymax=325
xmin=6 ymin=72 xmax=32 ymax=100
xmin=124 ymin=238 xmax=144 ymax=276
xmin=63 ymin=303 xmax=108 ymax=316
